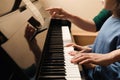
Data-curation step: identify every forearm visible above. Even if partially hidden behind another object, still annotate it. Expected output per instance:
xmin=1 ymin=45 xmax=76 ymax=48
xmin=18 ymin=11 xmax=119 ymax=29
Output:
xmin=66 ymin=13 xmax=97 ymax=32
xmin=110 ymin=49 xmax=120 ymax=63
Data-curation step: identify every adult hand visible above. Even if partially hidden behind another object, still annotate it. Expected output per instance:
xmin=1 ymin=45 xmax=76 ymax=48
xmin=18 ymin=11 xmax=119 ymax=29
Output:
xmin=71 ymin=52 xmax=113 ymax=67
xmin=66 ymin=43 xmax=92 ymax=56
xmin=46 ymin=7 xmax=70 ymax=20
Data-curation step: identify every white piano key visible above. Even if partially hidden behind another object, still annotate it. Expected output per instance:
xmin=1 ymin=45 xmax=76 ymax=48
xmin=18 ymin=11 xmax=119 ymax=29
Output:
xmin=65 ymin=78 xmax=82 ymax=80
xmin=62 ymin=26 xmax=82 ymax=80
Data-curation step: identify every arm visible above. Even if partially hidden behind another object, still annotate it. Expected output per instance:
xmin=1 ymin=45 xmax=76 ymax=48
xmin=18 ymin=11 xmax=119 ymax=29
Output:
xmin=68 ymin=14 xmax=96 ymax=32
xmin=71 ymin=49 xmax=120 ymax=68
xmin=46 ymin=8 xmax=96 ymax=32
xmin=46 ymin=8 xmax=112 ymax=32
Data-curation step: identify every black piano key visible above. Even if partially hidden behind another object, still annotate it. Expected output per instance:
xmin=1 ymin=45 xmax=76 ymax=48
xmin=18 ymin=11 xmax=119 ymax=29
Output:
xmin=43 ymin=62 xmax=65 ymax=66
xmin=49 ymin=41 xmax=63 ymax=43
xmin=38 ymin=75 xmax=66 ymax=79
xmin=40 ymin=71 xmax=66 ymax=76
xmin=44 ymin=59 xmax=64 ymax=62
xmin=39 ymin=78 xmax=66 ymax=80
xmin=48 ymin=41 xmax=63 ymax=45
xmin=44 ymin=57 xmax=64 ymax=60
xmin=46 ymin=52 xmax=64 ymax=55
xmin=49 ymin=37 xmax=62 ymax=40
xmin=41 ymin=68 xmax=65 ymax=72
xmin=41 ymin=66 xmax=65 ymax=69
xmin=45 ymin=54 xmax=64 ymax=58
xmin=45 ymin=56 xmax=64 ymax=60
xmin=48 ymin=45 xmax=63 ymax=49
xmin=50 ymin=35 xmax=62 ymax=38
xmin=46 ymin=52 xmax=64 ymax=56
xmin=48 ymin=50 xmax=63 ymax=53
xmin=48 ymin=49 xmax=63 ymax=52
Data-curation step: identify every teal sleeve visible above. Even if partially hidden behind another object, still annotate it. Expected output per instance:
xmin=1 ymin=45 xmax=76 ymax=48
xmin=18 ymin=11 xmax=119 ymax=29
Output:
xmin=93 ymin=9 xmax=112 ymax=31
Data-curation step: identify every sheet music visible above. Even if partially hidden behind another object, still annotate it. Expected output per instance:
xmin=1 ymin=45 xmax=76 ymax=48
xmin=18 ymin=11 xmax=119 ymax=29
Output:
xmin=22 ymin=0 xmax=44 ymax=26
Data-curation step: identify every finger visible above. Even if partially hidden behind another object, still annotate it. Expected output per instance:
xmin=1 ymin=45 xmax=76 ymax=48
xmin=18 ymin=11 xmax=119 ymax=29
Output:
xmin=45 ymin=8 xmax=51 ymax=11
xmin=51 ymin=11 xmax=57 ymax=17
xmin=65 ymin=43 xmax=74 ymax=47
xmin=69 ymin=51 xmax=77 ymax=56
xmin=45 ymin=7 xmax=58 ymax=11
xmin=71 ymin=54 xmax=90 ymax=64
xmin=52 ymin=14 xmax=65 ymax=19
xmin=79 ymin=49 xmax=86 ymax=53
xmin=79 ymin=59 xmax=92 ymax=64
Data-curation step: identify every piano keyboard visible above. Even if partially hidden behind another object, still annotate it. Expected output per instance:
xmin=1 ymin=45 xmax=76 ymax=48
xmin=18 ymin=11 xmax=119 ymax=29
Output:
xmin=37 ymin=23 xmax=83 ymax=80
xmin=62 ymin=26 xmax=82 ymax=80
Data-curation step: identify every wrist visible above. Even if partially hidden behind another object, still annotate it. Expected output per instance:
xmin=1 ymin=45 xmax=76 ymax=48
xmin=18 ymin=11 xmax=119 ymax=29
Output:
xmin=64 ymin=12 xmax=74 ymax=21
xmin=109 ymin=50 xmax=120 ymax=63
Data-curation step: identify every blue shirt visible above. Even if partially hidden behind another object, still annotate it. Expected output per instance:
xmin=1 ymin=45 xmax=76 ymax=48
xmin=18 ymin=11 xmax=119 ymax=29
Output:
xmin=87 ymin=16 xmax=120 ymax=80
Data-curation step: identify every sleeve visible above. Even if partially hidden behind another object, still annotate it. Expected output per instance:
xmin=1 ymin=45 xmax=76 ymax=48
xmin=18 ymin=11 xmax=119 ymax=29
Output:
xmin=116 ymin=35 xmax=120 ymax=49
xmin=92 ymin=63 xmax=120 ymax=80
xmin=93 ymin=9 xmax=112 ymax=31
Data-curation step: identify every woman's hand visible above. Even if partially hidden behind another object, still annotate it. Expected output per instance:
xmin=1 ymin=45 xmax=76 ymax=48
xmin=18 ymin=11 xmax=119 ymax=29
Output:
xmin=46 ymin=7 xmax=71 ymax=20
xmin=66 ymin=43 xmax=92 ymax=56
xmin=71 ymin=52 xmax=114 ymax=67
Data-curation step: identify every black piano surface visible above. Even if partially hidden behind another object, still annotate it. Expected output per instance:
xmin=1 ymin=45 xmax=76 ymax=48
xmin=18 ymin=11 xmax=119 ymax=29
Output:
xmin=0 ymin=47 xmax=30 ymax=80
xmin=36 ymin=19 xmax=71 ymax=80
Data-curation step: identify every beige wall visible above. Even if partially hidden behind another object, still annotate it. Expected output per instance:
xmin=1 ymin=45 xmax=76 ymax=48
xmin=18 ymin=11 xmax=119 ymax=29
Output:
xmin=41 ymin=0 xmax=103 ymax=19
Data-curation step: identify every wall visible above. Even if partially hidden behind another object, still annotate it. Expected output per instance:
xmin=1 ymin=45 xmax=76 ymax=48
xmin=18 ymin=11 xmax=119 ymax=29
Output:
xmin=41 ymin=0 xmax=103 ymax=19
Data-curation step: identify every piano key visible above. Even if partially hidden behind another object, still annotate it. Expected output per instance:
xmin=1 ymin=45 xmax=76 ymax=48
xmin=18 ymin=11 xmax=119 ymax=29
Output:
xmin=38 ymin=75 xmax=66 ymax=79
xmin=41 ymin=68 xmax=65 ymax=72
xmin=48 ymin=45 xmax=63 ymax=48
xmin=62 ymin=26 xmax=82 ymax=80
xmin=43 ymin=62 xmax=65 ymax=66
xmin=39 ymin=79 xmax=66 ymax=80
xmin=41 ymin=66 xmax=65 ymax=70
xmin=40 ymin=71 xmax=66 ymax=76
